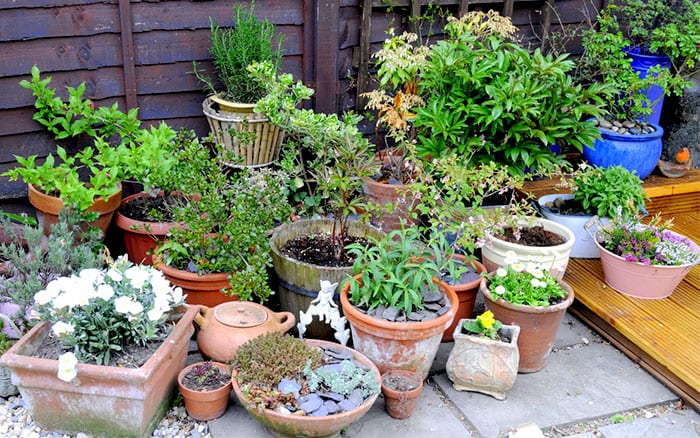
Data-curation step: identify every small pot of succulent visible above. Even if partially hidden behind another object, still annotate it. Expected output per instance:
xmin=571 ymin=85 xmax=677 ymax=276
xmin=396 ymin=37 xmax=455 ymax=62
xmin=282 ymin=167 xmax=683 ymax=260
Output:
xmin=178 ymin=360 xmax=232 ymax=421
xmin=538 ymin=164 xmax=648 ymax=258
xmin=154 ymin=143 xmax=292 ymax=306
xmin=578 ymin=0 xmax=700 ymax=178
xmin=340 ymin=226 xmax=465 ymax=379
xmin=194 ymin=2 xmax=285 ymax=167
xmin=480 ymin=250 xmax=575 ymax=373
xmin=231 ymin=332 xmax=380 ymax=436
xmin=446 ymin=310 xmax=520 ymax=399
xmin=589 ymin=211 xmax=700 ymax=299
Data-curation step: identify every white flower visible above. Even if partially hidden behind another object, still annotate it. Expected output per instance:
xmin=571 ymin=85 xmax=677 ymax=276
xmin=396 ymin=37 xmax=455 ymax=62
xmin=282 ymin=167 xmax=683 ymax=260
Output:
xmin=504 ymin=250 xmax=518 ymax=265
xmin=511 ymin=263 xmax=525 ymax=272
xmin=114 ymin=296 xmax=138 ymax=314
xmin=96 ymin=284 xmax=114 ymax=301
xmin=106 ymin=267 xmax=123 ymax=282
xmin=170 ymin=287 xmax=185 ymax=304
xmin=57 ymin=352 xmax=78 ymax=382
xmin=150 ymin=274 xmax=173 ymax=298
xmin=525 ymin=262 xmax=538 ymax=274
xmin=530 ymin=278 xmax=540 ymax=288
xmin=79 ymin=268 xmax=103 ymax=285
xmin=51 ymin=292 xmax=73 ymax=310
xmin=496 ymin=268 xmax=508 ymax=278
xmin=495 ymin=285 xmax=506 ymax=295
xmin=147 ymin=307 xmax=165 ymax=322
xmin=51 ymin=321 xmax=74 ymax=337
xmin=531 ymin=268 xmax=544 ymax=279
xmin=34 ymin=289 xmax=55 ymax=306
xmin=125 ymin=266 xmax=150 ymax=289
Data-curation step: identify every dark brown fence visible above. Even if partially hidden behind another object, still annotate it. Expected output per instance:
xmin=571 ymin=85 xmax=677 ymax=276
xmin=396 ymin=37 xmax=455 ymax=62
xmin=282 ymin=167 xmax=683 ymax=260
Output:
xmin=0 ymin=0 xmax=597 ymax=200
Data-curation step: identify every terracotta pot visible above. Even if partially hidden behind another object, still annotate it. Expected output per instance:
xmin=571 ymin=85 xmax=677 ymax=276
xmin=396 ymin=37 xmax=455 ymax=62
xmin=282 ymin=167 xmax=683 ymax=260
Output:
xmin=114 ymin=192 xmax=181 ymax=265
xmin=594 ymin=231 xmax=700 ymax=299
xmin=442 ymin=256 xmax=487 ymax=342
xmin=269 ymin=218 xmax=384 ymax=340
xmin=0 ymin=305 xmax=198 ymax=437
xmin=446 ymin=319 xmax=520 ymax=400
xmin=203 ymin=96 xmax=284 ymax=168
xmin=361 ymin=177 xmax=417 ymax=233
xmin=231 ymin=339 xmax=380 ymax=437
xmin=153 ymin=255 xmax=236 ymax=307
xmin=481 ymin=217 xmax=575 ymax=280
xmin=178 ymin=361 xmax=232 ymax=421
xmin=28 ymin=183 xmax=122 ymax=236
xmin=481 ymin=278 xmax=574 ymax=373
xmin=380 ymin=369 xmax=423 ymax=419
xmin=194 ymin=301 xmax=295 ymax=362
xmin=340 ymin=274 xmax=457 ymax=379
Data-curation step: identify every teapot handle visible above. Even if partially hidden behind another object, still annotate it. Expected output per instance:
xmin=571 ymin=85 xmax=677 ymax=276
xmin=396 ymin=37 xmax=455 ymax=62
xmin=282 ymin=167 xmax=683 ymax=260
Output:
xmin=193 ymin=305 xmax=210 ymax=330
xmin=273 ymin=311 xmax=296 ymax=333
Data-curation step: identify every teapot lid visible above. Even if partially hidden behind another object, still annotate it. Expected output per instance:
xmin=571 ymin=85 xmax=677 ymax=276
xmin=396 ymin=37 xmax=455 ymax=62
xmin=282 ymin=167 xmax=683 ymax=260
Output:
xmin=214 ymin=302 xmax=269 ymax=328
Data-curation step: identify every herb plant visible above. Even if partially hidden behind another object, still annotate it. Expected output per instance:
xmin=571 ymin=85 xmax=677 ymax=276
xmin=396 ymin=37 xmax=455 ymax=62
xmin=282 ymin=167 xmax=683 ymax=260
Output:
xmin=568 ymin=164 xmax=647 ymax=219
xmin=486 ymin=251 xmax=568 ymax=307
xmin=193 ymin=1 xmax=283 ymax=103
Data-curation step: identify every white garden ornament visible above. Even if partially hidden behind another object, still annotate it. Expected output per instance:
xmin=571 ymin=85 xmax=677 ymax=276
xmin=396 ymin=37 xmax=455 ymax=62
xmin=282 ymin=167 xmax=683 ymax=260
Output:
xmin=297 ymin=280 xmax=349 ymax=345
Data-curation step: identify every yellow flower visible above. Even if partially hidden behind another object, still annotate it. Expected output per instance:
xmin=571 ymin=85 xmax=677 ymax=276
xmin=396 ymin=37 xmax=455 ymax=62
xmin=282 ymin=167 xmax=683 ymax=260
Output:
xmin=477 ymin=311 xmax=496 ymax=329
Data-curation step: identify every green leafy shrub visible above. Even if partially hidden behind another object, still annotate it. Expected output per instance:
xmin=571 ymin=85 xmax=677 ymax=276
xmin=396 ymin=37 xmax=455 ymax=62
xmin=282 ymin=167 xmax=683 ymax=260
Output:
xmin=570 ymin=165 xmax=647 ymax=218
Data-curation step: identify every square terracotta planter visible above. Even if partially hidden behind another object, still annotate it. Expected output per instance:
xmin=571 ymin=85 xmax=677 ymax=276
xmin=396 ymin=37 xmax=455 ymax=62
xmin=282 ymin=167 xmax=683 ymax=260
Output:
xmin=0 ymin=305 xmax=198 ymax=437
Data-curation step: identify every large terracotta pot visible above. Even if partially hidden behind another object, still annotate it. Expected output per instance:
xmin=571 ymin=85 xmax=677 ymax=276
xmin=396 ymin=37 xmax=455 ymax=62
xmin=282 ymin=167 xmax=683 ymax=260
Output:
xmin=203 ymin=96 xmax=284 ymax=168
xmin=481 ymin=278 xmax=574 ymax=373
xmin=194 ymin=301 xmax=295 ymax=362
xmin=442 ymin=256 xmax=487 ymax=342
xmin=340 ymin=274 xmax=457 ymax=380
xmin=481 ymin=217 xmax=575 ymax=280
xmin=446 ymin=319 xmax=520 ymax=400
xmin=153 ymin=255 xmax=236 ymax=307
xmin=28 ymin=183 xmax=122 ymax=236
xmin=380 ymin=369 xmax=423 ymax=419
xmin=231 ymin=339 xmax=380 ymax=438
xmin=0 ymin=305 xmax=198 ymax=437
xmin=594 ymin=231 xmax=700 ymax=299
xmin=177 ymin=361 xmax=232 ymax=421
xmin=269 ymin=218 xmax=384 ymax=340
xmin=114 ymin=192 xmax=181 ymax=265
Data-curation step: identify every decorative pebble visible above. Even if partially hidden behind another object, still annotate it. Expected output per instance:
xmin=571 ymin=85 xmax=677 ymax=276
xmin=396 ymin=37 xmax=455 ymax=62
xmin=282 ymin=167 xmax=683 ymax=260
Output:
xmin=278 ymin=378 xmax=301 ymax=396
xmin=408 ymin=311 xmax=424 ymax=321
xmin=338 ymin=398 xmax=358 ymax=412
xmin=320 ymin=392 xmax=344 ymax=402
xmin=298 ymin=394 xmax=323 ymax=413
xmin=322 ymin=346 xmax=353 ymax=361
xmin=323 ymin=400 xmax=339 ymax=414
xmin=436 ymin=305 xmax=450 ymax=316
xmin=422 ymin=292 xmax=443 ymax=303
xmin=382 ymin=307 xmax=400 ymax=321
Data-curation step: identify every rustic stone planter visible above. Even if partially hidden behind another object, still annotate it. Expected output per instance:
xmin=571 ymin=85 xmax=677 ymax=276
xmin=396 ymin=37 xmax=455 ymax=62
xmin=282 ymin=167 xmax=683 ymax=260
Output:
xmin=446 ymin=319 xmax=520 ymax=400
xmin=0 ymin=305 xmax=198 ymax=437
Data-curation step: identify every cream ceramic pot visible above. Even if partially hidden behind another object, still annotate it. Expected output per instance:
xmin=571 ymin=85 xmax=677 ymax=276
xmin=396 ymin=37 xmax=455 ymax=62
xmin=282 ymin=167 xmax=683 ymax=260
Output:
xmin=194 ymin=302 xmax=295 ymax=362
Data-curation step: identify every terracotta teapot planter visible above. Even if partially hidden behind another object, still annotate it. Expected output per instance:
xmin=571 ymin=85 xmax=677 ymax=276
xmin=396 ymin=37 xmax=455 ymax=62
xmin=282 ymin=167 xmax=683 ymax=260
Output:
xmin=194 ymin=302 xmax=295 ymax=362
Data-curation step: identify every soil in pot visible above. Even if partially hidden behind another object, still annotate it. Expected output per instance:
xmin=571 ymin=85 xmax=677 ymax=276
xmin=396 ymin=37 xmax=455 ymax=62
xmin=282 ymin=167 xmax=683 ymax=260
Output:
xmin=279 ymin=232 xmax=371 ymax=267
xmin=117 ymin=193 xmax=186 ymax=222
xmin=497 ymin=226 xmax=567 ymax=246
xmin=541 ymin=197 xmax=589 ymax=216
xmin=180 ymin=362 xmax=231 ymax=392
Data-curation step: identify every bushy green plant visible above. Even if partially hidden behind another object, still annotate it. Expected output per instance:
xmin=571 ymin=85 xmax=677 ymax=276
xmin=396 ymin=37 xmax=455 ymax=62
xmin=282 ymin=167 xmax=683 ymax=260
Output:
xmin=413 ymin=11 xmax=612 ymax=174
xmin=567 ymin=164 xmax=647 ymax=219
xmin=0 ymin=210 xmax=103 ymax=337
xmin=193 ymin=1 xmax=283 ymax=103
xmin=485 ymin=251 xmax=568 ymax=307
xmin=33 ymin=256 xmax=186 ymax=370
xmin=579 ymin=0 xmax=700 ymax=121
xmin=345 ymin=226 xmax=465 ymax=315
xmin=234 ymin=332 xmax=324 ymax=387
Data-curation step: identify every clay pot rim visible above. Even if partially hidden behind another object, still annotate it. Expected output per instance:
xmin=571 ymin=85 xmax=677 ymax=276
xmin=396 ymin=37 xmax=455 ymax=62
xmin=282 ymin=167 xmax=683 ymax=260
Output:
xmin=488 ymin=217 xmax=576 ymax=251
xmin=380 ymin=369 xmax=424 ymax=397
xmin=340 ymin=274 xmax=458 ymax=331
xmin=152 ymin=254 xmax=231 ymax=282
xmin=479 ymin=277 xmax=575 ymax=314
xmin=177 ymin=361 xmax=233 ymax=396
xmin=27 ymin=182 xmax=122 ymax=215
xmin=114 ymin=191 xmax=184 ymax=234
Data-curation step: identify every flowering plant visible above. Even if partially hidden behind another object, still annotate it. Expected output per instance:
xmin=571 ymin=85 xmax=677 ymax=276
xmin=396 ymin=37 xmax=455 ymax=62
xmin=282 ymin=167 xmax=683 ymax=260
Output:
xmin=597 ymin=213 xmax=700 ymax=266
xmin=33 ymin=256 xmax=186 ymax=380
xmin=486 ymin=251 xmax=568 ymax=307
xmin=462 ymin=311 xmax=502 ymax=340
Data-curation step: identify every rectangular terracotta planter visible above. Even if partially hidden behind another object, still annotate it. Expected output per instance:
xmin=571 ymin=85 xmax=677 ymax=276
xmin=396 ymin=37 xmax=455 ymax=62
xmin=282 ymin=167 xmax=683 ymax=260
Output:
xmin=0 ymin=305 xmax=198 ymax=437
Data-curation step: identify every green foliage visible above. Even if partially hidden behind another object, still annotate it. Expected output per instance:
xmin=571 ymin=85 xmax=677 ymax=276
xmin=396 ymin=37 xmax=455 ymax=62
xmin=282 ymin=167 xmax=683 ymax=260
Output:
xmin=569 ymin=165 xmax=647 ymax=219
xmin=193 ymin=1 xmax=283 ymax=103
xmin=462 ymin=311 xmax=503 ymax=340
xmin=0 ymin=329 xmax=13 ymax=355
xmin=486 ymin=254 xmax=568 ymax=307
xmin=0 ymin=210 xmax=103 ymax=338
xmin=234 ymin=332 xmax=324 ymax=387
xmin=579 ymin=0 xmax=700 ymax=121
xmin=345 ymin=226 xmax=465 ymax=315
xmin=414 ymin=13 xmax=612 ymax=173
xmin=304 ymin=359 xmax=380 ymax=398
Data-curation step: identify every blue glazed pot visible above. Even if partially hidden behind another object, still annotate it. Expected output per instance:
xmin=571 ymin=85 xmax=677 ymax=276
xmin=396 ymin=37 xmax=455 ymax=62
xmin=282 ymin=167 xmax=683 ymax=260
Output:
xmin=583 ymin=123 xmax=664 ymax=180
xmin=624 ymin=48 xmax=671 ymax=125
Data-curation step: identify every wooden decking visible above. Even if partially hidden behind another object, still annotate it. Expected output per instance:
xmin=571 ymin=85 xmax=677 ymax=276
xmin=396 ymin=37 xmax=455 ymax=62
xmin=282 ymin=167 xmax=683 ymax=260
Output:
xmin=522 ymin=169 xmax=700 ymax=411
